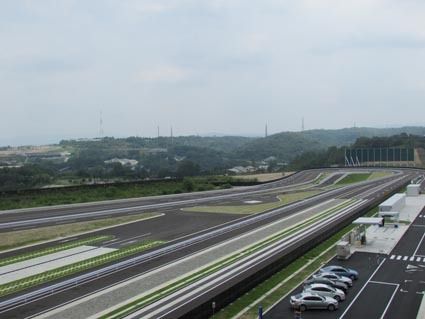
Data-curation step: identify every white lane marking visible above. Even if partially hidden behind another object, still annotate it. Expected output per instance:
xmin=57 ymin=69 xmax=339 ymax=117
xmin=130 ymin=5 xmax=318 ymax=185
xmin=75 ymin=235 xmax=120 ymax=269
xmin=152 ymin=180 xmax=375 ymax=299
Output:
xmin=338 ymin=258 xmax=386 ymax=319
xmin=413 ymin=232 xmax=425 ymax=256
xmin=418 ymin=257 xmax=422 ymax=262
xmin=369 ymin=280 xmax=398 ymax=286
xmin=403 ymin=256 xmax=408 ymax=261
xmin=390 ymin=255 xmax=395 ymax=260
xmin=380 ymin=284 xmax=400 ymax=319
xmin=410 ymin=256 xmax=415 ymax=261
xmin=397 ymin=255 xmax=402 ymax=260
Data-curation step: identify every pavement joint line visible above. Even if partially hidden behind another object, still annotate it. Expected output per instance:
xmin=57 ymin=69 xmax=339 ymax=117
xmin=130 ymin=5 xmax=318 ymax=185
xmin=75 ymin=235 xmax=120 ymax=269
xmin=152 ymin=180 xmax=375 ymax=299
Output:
xmin=0 ymin=213 xmax=164 ymax=255
xmin=100 ymin=199 xmax=365 ymax=318
xmin=339 ymin=258 xmax=387 ymax=319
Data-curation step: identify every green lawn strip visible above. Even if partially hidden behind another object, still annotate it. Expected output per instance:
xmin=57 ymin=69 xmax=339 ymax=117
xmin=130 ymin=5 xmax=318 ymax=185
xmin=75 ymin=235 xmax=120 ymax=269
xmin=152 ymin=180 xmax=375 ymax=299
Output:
xmin=0 ymin=235 xmax=113 ymax=267
xmin=0 ymin=240 xmax=164 ymax=298
xmin=100 ymin=199 xmax=357 ymax=319
xmin=313 ymin=173 xmax=329 ymax=184
xmin=336 ymin=173 xmax=372 ymax=185
xmin=215 ymin=206 xmax=379 ymax=319
xmin=181 ymin=191 xmax=321 ymax=215
xmin=0 ymin=212 xmax=161 ymax=252
xmin=368 ymin=171 xmax=391 ymax=180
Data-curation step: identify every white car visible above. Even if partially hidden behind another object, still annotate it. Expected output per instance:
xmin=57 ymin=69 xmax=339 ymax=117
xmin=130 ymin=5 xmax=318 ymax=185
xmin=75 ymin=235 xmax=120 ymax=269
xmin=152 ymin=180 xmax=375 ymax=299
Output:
xmin=313 ymin=272 xmax=353 ymax=287
xmin=303 ymin=283 xmax=346 ymax=302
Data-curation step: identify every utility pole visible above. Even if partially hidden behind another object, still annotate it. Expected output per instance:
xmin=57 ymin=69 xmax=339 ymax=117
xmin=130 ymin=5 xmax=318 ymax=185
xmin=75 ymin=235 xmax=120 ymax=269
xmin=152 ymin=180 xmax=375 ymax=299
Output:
xmin=99 ymin=110 xmax=104 ymax=137
xmin=265 ymin=123 xmax=268 ymax=138
xmin=301 ymin=117 xmax=305 ymax=131
xmin=170 ymin=126 xmax=174 ymax=144
xmin=157 ymin=126 xmax=160 ymax=138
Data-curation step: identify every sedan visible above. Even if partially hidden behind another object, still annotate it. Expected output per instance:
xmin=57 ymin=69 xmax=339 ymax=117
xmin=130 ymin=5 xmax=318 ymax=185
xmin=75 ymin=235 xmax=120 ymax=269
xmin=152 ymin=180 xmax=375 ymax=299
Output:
xmin=320 ymin=265 xmax=359 ymax=280
xmin=304 ymin=277 xmax=348 ymax=293
xmin=303 ymin=283 xmax=346 ymax=301
xmin=290 ymin=292 xmax=338 ymax=311
xmin=313 ymin=272 xmax=353 ymax=287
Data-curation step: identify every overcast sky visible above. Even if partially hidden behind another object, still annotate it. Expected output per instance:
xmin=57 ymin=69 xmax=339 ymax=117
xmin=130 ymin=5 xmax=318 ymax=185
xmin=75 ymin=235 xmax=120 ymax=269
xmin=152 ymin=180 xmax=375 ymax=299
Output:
xmin=1 ymin=0 xmax=425 ymax=146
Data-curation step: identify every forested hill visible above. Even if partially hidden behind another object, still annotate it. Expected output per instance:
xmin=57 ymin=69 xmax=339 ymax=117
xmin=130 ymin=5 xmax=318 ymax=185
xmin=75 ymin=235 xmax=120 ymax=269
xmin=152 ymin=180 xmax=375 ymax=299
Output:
xmin=235 ymin=126 xmax=425 ymax=161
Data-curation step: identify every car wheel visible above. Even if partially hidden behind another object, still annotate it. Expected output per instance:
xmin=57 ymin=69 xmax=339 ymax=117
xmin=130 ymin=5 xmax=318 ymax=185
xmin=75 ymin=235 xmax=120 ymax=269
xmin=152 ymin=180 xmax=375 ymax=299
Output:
xmin=334 ymin=295 xmax=341 ymax=302
xmin=328 ymin=304 xmax=336 ymax=311
xmin=300 ymin=305 xmax=307 ymax=312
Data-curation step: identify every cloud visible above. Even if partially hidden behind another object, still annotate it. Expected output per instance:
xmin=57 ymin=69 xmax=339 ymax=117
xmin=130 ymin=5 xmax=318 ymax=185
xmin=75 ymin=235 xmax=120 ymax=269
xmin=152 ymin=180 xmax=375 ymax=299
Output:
xmin=136 ymin=65 xmax=192 ymax=83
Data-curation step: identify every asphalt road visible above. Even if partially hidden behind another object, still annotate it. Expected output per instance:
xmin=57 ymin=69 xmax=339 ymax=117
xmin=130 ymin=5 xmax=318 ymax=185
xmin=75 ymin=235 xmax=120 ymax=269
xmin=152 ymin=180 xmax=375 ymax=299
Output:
xmin=0 ymin=170 xmax=322 ymax=230
xmin=0 ymin=168 xmax=419 ymax=318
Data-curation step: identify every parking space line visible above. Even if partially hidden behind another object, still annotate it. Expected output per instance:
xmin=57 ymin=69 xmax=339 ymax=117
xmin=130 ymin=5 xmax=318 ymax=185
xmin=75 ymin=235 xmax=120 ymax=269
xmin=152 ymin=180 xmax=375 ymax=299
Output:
xmin=413 ymin=233 xmax=425 ymax=256
xmin=379 ymin=284 xmax=400 ymax=319
xmin=339 ymin=258 xmax=386 ymax=319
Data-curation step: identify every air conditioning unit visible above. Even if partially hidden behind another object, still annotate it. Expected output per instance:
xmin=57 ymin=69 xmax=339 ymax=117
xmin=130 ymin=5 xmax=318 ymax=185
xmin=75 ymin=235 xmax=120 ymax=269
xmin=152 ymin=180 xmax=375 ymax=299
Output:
xmin=336 ymin=241 xmax=351 ymax=260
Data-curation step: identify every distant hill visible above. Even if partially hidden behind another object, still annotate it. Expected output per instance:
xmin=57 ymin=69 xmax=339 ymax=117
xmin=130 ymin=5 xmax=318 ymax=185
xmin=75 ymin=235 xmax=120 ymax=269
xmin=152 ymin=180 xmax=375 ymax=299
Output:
xmin=235 ymin=126 xmax=425 ymax=161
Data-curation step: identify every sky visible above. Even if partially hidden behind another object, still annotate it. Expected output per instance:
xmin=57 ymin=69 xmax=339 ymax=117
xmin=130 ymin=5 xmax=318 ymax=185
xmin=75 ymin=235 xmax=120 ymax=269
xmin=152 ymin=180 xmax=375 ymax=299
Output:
xmin=1 ymin=0 xmax=425 ymax=146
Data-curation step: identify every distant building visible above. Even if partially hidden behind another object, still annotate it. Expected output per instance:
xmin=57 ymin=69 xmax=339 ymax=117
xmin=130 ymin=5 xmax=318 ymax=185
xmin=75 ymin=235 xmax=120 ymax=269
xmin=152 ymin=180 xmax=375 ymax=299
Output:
xmin=104 ymin=158 xmax=139 ymax=167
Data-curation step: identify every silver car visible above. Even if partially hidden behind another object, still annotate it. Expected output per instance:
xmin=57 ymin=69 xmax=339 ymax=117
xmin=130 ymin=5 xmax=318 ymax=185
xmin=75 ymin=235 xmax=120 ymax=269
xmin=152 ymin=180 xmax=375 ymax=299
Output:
xmin=290 ymin=292 xmax=338 ymax=311
xmin=313 ymin=271 xmax=353 ymax=287
xmin=303 ymin=283 xmax=346 ymax=301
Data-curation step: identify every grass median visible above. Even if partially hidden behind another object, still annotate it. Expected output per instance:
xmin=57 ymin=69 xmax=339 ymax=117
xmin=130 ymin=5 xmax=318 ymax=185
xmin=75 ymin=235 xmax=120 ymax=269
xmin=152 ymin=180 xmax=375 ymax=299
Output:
xmin=182 ymin=191 xmax=321 ymax=215
xmin=0 ymin=212 xmax=162 ymax=252
xmin=0 ymin=235 xmax=113 ymax=267
xmin=336 ymin=173 xmax=371 ymax=185
xmin=0 ymin=240 xmax=164 ymax=298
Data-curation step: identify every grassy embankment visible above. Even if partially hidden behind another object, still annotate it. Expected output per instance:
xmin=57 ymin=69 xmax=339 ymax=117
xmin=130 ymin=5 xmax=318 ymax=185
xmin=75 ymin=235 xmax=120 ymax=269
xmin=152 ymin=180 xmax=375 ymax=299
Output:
xmin=0 ymin=176 xmax=254 ymax=211
xmin=336 ymin=173 xmax=372 ymax=185
xmin=0 ymin=212 xmax=161 ymax=252
xmin=182 ymin=191 xmax=321 ymax=215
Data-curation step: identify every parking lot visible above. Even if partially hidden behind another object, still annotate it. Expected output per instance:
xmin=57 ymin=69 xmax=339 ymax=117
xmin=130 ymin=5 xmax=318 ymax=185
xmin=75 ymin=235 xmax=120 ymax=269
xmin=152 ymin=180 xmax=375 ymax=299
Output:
xmin=264 ymin=252 xmax=384 ymax=319
xmin=265 ymin=209 xmax=425 ymax=319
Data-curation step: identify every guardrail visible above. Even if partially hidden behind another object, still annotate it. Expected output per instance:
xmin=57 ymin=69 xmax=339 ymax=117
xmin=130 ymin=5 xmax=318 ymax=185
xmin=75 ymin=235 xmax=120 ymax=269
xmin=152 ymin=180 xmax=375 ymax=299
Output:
xmin=0 ymin=172 xmax=409 ymax=313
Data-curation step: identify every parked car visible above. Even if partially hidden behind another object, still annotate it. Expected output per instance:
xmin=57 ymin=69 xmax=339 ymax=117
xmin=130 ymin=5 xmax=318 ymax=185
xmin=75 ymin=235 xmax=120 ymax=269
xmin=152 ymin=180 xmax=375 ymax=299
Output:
xmin=304 ymin=277 xmax=348 ymax=293
xmin=303 ymin=283 xmax=346 ymax=301
xmin=290 ymin=292 xmax=338 ymax=311
xmin=313 ymin=272 xmax=353 ymax=287
xmin=320 ymin=265 xmax=359 ymax=280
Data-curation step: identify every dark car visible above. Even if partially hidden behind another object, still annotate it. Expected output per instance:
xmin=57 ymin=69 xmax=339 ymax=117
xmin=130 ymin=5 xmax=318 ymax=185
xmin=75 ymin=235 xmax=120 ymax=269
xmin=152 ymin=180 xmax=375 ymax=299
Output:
xmin=320 ymin=265 xmax=359 ymax=280
xmin=304 ymin=277 xmax=348 ymax=293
